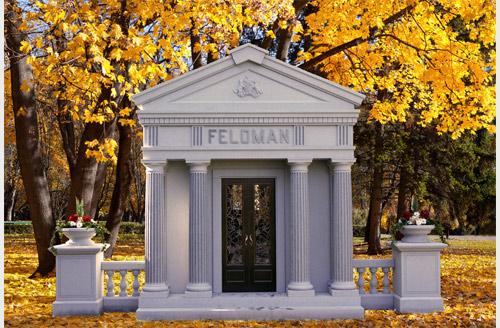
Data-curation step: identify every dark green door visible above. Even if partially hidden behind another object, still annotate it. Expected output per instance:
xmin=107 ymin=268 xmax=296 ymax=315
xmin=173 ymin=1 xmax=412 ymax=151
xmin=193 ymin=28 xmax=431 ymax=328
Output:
xmin=222 ymin=178 xmax=276 ymax=292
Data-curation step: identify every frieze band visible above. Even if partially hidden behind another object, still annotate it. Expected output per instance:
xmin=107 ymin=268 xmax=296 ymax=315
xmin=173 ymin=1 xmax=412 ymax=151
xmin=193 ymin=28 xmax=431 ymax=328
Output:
xmin=140 ymin=116 xmax=358 ymax=126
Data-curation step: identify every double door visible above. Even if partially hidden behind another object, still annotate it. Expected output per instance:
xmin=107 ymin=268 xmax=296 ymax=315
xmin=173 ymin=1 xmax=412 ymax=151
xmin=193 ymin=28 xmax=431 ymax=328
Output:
xmin=222 ymin=178 xmax=276 ymax=292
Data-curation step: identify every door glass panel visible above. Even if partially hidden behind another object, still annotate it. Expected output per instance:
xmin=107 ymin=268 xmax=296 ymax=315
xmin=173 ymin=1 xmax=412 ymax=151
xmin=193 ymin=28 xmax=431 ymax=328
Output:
xmin=253 ymin=184 xmax=272 ymax=265
xmin=225 ymin=184 xmax=244 ymax=265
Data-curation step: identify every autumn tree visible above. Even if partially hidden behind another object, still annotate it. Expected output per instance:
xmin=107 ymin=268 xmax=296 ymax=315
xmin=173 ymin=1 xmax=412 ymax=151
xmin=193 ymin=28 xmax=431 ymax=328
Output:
xmin=5 ymin=0 xmax=59 ymax=276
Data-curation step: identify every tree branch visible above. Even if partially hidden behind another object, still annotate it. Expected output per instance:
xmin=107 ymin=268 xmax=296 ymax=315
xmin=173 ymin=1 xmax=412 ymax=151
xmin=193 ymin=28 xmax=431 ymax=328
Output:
xmin=299 ymin=4 xmax=415 ymax=70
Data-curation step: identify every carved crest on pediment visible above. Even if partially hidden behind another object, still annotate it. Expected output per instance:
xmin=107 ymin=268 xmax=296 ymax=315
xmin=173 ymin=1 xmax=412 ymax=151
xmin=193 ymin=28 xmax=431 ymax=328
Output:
xmin=233 ymin=76 xmax=263 ymax=98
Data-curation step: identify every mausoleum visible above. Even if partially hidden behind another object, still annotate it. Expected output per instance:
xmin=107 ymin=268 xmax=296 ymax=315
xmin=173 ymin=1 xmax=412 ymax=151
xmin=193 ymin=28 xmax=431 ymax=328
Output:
xmin=52 ymin=44 xmax=447 ymax=320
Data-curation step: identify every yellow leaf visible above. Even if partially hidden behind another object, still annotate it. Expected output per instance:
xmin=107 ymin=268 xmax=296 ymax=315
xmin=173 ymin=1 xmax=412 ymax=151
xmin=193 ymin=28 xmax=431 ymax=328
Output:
xmin=265 ymin=30 xmax=276 ymax=39
xmin=19 ymin=41 xmax=31 ymax=54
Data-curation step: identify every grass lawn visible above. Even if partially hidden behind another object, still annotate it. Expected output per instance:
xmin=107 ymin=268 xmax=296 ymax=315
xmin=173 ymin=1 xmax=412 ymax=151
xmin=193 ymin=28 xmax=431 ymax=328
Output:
xmin=4 ymin=234 xmax=496 ymax=327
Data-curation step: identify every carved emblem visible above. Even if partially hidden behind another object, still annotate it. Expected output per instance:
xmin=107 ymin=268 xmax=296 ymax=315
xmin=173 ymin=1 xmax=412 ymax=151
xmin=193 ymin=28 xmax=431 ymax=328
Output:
xmin=233 ymin=76 xmax=263 ymax=98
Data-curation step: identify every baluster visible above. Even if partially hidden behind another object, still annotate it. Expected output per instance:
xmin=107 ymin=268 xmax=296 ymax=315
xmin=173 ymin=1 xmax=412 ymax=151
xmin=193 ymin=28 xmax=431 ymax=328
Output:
xmin=369 ymin=267 xmax=378 ymax=294
xmin=106 ymin=270 xmax=115 ymax=297
xmin=382 ymin=267 xmax=390 ymax=294
xmin=132 ymin=270 xmax=140 ymax=296
xmin=356 ymin=267 xmax=365 ymax=294
xmin=119 ymin=270 xmax=128 ymax=297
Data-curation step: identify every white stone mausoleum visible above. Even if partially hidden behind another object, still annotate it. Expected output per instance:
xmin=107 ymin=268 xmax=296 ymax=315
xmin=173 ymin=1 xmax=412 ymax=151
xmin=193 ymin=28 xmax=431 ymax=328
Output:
xmin=52 ymin=44 xmax=447 ymax=320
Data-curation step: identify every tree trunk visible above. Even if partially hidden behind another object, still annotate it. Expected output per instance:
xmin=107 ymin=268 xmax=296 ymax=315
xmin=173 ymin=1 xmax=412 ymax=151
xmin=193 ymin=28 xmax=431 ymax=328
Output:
xmin=89 ymin=161 xmax=109 ymax=219
xmin=367 ymin=123 xmax=383 ymax=254
xmin=104 ymin=116 xmax=134 ymax=258
xmin=276 ymin=28 xmax=293 ymax=62
xmin=5 ymin=187 xmax=17 ymax=221
xmin=67 ymin=116 xmax=115 ymax=216
xmin=6 ymin=1 xmax=57 ymax=275
xmin=396 ymin=164 xmax=409 ymax=220
xmin=190 ymin=22 xmax=203 ymax=69
xmin=207 ymin=36 xmax=218 ymax=64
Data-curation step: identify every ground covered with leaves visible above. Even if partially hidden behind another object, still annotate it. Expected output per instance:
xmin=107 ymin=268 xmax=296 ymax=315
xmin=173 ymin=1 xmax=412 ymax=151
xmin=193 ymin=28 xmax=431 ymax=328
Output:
xmin=4 ymin=235 xmax=496 ymax=327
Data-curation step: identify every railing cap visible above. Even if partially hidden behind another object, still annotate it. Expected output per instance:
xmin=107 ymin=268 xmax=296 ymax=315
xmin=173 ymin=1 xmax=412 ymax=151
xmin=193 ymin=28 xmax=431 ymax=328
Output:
xmin=101 ymin=261 xmax=145 ymax=271
xmin=352 ymin=258 xmax=394 ymax=268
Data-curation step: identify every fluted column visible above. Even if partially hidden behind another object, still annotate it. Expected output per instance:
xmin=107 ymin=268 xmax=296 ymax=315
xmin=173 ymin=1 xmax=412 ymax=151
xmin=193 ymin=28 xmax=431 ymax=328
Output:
xmin=142 ymin=161 xmax=169 ymax=295
xmin=329 ymin=162 xmax=357 ymax=294
xmin=287 ymin=160 xmax=315 ymax=297
xmin=185 ymin=161 xmax=212 ymax=297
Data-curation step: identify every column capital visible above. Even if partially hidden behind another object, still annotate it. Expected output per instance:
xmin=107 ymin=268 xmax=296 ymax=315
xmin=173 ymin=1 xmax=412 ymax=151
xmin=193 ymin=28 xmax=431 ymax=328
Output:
xmin=186 ymin=160 xmax=210 ymax=173
xmin=329 ymin=161 xmax=355 ymax=173
xmin=142 ymin=160 xmax=167 ymax=172
xmin=288 ymin=160 xmax=312 ymax=172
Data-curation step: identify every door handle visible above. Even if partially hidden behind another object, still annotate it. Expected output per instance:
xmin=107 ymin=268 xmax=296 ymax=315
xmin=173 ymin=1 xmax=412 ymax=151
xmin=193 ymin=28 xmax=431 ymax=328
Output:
xmin=244 ymin=234 xmax=253 ymax=246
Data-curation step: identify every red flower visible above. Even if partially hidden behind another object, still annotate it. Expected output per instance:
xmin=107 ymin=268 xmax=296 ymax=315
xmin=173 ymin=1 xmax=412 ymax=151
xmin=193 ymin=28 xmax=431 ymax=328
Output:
xmin=402 ymin=210 xmax=412 ymax=220
xmin=420 ymin=209 xmax=430 ymax=219
xmin=82 ymin=215 xmax=92 ymax=222
xmin=68 ymin=214 xmax=79 ymax=222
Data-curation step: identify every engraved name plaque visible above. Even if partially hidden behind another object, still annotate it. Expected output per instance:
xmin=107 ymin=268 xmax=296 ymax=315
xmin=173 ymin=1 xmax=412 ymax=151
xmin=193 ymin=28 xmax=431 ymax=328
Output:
xmin=207 ymin=128 xmax=291 ymax=145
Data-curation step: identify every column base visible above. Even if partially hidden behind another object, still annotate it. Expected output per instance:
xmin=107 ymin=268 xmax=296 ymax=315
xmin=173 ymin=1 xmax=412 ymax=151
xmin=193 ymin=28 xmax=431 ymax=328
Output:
xmin=139 ymin=284 xmax=170 ymax=308
xmin=329 ymin=281 xmax=357 ymax=291
xmin=329 ymin=288 xmax=360 ymax=300
xmin=53 ymin=299 xmax=103 ymax=316
xmin=394 ymin=295 xmax=444 ymax=313
xmin=142 ymin=283 xmax=170 ymax=294
xmin=185 ymin=282 xmax=212 ymax=297
xmin=287 ymin=282 xmax=315 ymax=297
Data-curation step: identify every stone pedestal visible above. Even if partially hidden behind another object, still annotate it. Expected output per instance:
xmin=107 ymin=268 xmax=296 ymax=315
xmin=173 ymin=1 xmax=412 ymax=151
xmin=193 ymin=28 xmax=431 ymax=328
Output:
xmin=140 ymin=161 xmax=169 ymax=307
xmin=392 ymin=242 xmax=447 ymax=313
xmin=287 ymin=161 xmax=314 ymax=297
xmin=52 ymin=244 xmax=105 ymax=316
xmin=185 ymin=161 xmax=212 ymax=297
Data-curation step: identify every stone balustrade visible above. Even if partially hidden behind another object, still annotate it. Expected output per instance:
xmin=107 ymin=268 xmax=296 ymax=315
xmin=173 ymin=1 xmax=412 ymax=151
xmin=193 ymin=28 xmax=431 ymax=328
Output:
xmin=352 ymin=259 xmax=394 ymax=310
xmin=102 ymin=261 xmax=145 ymax=312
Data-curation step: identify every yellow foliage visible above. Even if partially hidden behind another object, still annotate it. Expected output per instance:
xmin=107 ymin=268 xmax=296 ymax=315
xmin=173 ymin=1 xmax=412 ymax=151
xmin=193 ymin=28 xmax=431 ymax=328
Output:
xmin=19 ymin=40 xmax=31 ymax=53
xmin=85 ymin=138 xmax=119 ymax=164
xmin=4 ymin=236 xmax=496 ymax=327
xmin=16 ymin=0 xmax=495 ymax=147
xmin=302 ymin=0 xmax=496 ymax=138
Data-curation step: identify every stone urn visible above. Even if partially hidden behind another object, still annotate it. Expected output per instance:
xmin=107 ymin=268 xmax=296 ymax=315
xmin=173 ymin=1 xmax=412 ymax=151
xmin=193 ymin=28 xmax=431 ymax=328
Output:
xmin=401 ymin=225 xmax=435 ymax=243
xmin=62 ymin=228 xmax=96 ymax=246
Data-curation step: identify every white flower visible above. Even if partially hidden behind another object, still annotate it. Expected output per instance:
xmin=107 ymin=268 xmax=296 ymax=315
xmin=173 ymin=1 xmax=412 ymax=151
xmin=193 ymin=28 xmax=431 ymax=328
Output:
xmin=415 ymin=218 xmax=427 ymax=225
xmin=76 ymin=221 xmax=83 ymax=228
xmin=398 ymin=219 xmax=402 ymax=224
xmin=69 ymin=221 xmax=76 ymax=227
xmin=91 ymin=219 xmax=96 ymax=223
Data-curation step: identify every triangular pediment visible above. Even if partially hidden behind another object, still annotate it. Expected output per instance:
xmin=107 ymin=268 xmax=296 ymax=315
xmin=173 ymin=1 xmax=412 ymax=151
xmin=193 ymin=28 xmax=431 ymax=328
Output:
xmin=170 ymin=67 xmax=334 ymax=104
xmin=133 ymin=44 xmax=364 ymax=113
